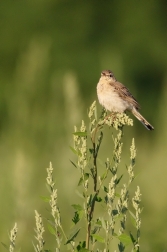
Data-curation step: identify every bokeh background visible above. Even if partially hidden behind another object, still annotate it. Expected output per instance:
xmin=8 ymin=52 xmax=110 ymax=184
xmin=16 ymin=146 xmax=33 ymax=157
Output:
xmin=0 ymin=0 xmax=167 ymax=251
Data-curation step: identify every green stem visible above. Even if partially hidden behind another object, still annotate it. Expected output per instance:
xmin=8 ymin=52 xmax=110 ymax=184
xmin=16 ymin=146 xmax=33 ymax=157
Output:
xmin=86 ymin=122 xmax=102 ymax=249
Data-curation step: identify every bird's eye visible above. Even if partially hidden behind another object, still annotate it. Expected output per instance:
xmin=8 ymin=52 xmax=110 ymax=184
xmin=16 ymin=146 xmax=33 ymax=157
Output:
xmin=109 ymin=74 xmax=112 ymax=77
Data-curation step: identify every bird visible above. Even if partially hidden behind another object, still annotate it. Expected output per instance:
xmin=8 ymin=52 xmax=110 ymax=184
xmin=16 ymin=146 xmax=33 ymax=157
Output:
xmin=97 ymin=70 xmax=154 ymax=130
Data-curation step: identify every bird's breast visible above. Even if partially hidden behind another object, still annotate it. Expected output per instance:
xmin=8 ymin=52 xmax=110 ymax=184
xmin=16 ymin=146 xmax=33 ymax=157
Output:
xmin=97 ymin=82 xmax=131 ymax=113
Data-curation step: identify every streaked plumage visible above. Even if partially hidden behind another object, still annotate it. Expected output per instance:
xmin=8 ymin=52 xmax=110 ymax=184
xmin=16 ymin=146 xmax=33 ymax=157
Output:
xmin=97 ymin=70 xmax=154 ymax=130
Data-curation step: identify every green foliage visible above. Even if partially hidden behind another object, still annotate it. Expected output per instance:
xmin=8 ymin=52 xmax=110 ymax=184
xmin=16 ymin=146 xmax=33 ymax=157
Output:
xmin=2 ymin=102 xmax=143 ymax=252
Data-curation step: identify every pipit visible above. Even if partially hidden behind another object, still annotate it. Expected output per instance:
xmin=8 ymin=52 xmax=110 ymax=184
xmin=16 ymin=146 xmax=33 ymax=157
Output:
xmin=97 ymin=70 xmax=154 ymax=130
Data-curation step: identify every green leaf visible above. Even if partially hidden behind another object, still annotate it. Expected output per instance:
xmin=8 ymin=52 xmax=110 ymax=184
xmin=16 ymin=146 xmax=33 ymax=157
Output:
xmin=116 ymin=174 xmax=123 ymax=185
xmin=70 ymin=159 xmax=77 ymax=168
xmin=73 ymin=132 xmax=87 ymax=137
xmin=91 ymin=234 xmax=105 ymax=243
xmin=69 ymin=146 xmax=82 ymax=156
xmin=96 ymin=219 xmax=102 ymax=226
xmin=129 ymin=232 xmax=136 ymax=244
xmin=84 ymin=173 xmax=89 ymax=180
xmin=1 ymin=242 xmax=8 ymax=250
xmin=117 ymin=234 xmax=132 ymax=246
xmin=115 ymin=192 xmax=120 ymax=197
xmin=72 ymin=204 xmax=83 ymax=211
xmin=78 ymin=177 xmax=83 ymax=186
xmin=92 ymin=225 xmax=101 ymax=235
xmin=112 ymin=209 xmax=118 ymax=216
xmin=72 ymin=211 xmax=80 ymax=224
xmin=65 ymin=228 xmax=80 ymax=244
xmin=89 ymin=148 xmax=93 ymax=154
xmin=103 ymin=186 xmax=108 ymax=193
xmin=40 ymin=196 xmax=50 ymax=202
xmin=76 ymin=241 xmax=86 ymax=251
xmin=70 ymin=146 xmax=78 ymax=155
xmin=95 ymin=196 xmax=102 ymax=202
xmin=78 ymin=173 xmax=89 ymax=186
xmin=47 ymin=223 xmax=56 ymax=236
xmin=72 ymin=209 xmax=84 ymax=224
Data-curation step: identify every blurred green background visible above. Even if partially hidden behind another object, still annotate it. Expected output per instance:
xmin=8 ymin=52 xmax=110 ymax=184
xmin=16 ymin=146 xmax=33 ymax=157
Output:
xmin=0 ymin=0 xmax=167 ymax=251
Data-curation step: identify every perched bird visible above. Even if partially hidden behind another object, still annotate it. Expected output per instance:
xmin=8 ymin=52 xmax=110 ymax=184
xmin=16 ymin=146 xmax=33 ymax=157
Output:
xmin=97 ymin=70 xmax=154 ymax=130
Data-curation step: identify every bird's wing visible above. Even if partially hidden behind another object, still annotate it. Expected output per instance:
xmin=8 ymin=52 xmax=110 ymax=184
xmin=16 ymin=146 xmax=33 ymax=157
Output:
xmin=110 ymin=81 xmax=140 ymax=109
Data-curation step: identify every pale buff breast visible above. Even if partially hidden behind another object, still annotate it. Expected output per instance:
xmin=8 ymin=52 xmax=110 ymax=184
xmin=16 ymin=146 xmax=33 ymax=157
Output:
xmin=97 ymin=81 xmax=132 ymax=113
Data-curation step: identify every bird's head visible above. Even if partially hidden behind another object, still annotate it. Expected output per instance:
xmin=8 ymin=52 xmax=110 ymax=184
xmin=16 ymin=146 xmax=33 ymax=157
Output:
xmin=101 ymin=70 xmax=116 ymax=82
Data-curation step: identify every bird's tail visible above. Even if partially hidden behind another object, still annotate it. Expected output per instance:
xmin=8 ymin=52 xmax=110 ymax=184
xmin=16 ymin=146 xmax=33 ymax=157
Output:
xmin=132 ymin=108 xmax=154 ymax=130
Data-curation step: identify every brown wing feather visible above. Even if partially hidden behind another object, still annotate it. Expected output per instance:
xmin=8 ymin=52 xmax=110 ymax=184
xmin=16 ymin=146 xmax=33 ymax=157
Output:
xmin=110 ymin=81 xmax=140 ymax=110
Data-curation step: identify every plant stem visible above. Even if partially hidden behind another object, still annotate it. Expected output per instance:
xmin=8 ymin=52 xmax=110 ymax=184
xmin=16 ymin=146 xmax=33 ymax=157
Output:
xmin=86 ymin=124 xmax=101 ymax=250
